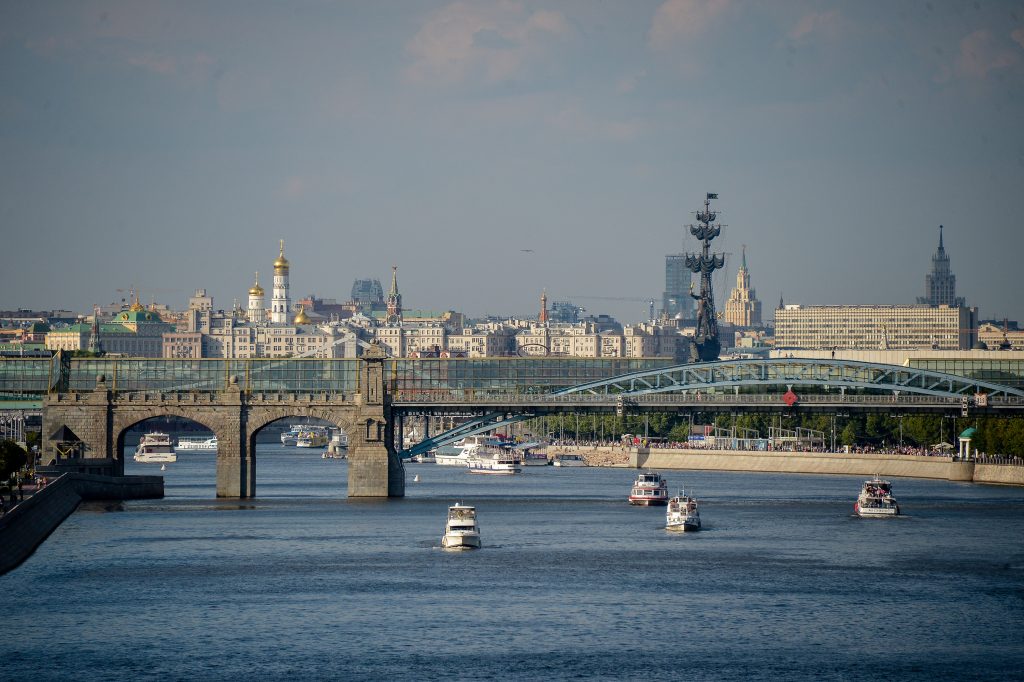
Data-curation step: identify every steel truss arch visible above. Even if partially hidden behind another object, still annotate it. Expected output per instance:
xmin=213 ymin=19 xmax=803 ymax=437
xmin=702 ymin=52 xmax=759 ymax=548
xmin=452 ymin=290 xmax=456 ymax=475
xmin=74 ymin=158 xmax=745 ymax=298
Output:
xmin=555 ymin=358 xmax=1024 ymax=400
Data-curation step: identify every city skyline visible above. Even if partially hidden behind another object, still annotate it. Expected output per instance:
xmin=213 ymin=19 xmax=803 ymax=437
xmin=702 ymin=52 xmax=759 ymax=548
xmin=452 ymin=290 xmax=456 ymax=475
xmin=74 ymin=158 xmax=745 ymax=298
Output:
xmin=1 ymin=1 xmax=1022 ymax=322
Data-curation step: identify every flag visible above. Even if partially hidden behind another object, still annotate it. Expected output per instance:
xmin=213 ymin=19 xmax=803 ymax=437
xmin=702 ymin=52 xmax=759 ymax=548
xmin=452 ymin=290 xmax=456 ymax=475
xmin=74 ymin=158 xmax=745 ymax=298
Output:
xmin=707 ymin=193 xmax=718 ymax=199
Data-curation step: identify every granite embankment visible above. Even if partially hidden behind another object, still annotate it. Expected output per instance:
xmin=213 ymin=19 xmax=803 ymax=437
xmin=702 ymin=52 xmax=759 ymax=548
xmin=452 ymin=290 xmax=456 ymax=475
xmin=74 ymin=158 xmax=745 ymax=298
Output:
xmin=0 ymin=474 xmax=163 ymax=574
xmin=552 ymin=446 xmax=1024 ymax=486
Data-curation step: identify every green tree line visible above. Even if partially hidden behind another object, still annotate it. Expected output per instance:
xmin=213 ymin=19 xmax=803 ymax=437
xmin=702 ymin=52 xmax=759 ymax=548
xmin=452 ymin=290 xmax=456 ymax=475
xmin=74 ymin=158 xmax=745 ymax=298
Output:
xmin=522 ymin=412 xmax=1024 ymax=455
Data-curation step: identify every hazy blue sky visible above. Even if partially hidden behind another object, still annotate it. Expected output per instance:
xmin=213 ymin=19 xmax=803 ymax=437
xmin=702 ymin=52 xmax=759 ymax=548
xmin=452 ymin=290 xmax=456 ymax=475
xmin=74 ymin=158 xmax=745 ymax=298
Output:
xmin=1 ymin=1 xmax=1022 ymax=323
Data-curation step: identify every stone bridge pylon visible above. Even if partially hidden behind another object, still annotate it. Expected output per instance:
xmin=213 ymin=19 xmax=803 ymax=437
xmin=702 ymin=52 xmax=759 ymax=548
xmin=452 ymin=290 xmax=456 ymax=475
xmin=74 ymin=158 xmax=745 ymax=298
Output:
xmin=42 ymin=346 xmax=404 ymax=498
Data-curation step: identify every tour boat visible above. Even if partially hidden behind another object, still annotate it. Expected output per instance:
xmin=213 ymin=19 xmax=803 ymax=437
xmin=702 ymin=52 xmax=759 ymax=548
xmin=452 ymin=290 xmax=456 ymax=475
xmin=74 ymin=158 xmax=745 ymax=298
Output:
xmin=552 ymin=454 xmax=587 ymax=467
xmin=441 ymin=503 xmax=481 ymax=550
xmin=174 ymin=436 xmax=218 ymax=453
xmin=628 ymin=472 xmax=669 ymax=506
xmin=467 ymin=447 xmax=521 ymax=475
xmin=134 ymin=432 xmax=178 ymax=463
xmin=666 ymin=489 xmax=701 ymax=531
xmin=854 ymin=476 xmax=901 ymax=517
xmin=296 ymin=429 xmax=329 ymax=448
xmin=411 ymin=452 xmax=436 ymax=463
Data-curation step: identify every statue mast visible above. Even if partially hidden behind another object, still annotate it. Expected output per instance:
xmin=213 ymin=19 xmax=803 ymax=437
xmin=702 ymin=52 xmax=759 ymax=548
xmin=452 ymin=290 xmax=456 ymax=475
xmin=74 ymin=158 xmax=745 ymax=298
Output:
xmin=685 ymin=193 xmax=725 ymax=361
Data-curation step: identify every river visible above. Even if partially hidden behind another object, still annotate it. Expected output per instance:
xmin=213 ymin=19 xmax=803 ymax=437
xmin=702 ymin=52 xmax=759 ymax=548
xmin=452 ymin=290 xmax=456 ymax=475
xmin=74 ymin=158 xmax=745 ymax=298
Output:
xmin=3 ymin=441 xmax=1024 ymax=680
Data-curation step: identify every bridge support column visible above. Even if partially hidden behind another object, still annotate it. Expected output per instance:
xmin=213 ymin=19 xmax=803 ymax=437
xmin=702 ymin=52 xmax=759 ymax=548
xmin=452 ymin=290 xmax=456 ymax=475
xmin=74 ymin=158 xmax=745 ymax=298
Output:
xmin=347 ymin=345 xmax=404 ymax=497
xmin=216 ymin=382 xmax=254 ymax=498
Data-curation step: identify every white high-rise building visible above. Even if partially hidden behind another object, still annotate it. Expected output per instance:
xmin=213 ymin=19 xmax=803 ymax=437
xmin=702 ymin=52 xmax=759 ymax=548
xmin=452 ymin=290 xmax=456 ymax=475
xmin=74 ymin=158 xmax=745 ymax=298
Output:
xmin=271 ymin=240 xmax=291 ymax=325
xmin=247 ymin=272 xmax=265 ymax=324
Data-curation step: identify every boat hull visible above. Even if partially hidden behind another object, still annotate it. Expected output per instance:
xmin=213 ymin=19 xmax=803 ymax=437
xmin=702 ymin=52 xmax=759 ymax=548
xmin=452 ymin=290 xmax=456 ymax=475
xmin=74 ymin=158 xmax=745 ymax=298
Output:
xmin=666 ymin=521 xmax=701 ymax=532
xmin=441 ymin=533 xmax=481 ymax=549
xmin=855 ymin=503 xmax=900 ymax=518
xmin=134 ymin=453 xmax=177 ymax=463
xmin=629 ymin=497 xmax=668 ymax=506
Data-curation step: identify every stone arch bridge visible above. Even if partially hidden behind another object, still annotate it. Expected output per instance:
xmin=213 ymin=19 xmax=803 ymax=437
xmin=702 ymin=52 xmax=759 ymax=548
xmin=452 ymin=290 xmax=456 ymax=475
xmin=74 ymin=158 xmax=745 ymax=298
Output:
xmin=43 ymin=349 xmax=402 ymax=498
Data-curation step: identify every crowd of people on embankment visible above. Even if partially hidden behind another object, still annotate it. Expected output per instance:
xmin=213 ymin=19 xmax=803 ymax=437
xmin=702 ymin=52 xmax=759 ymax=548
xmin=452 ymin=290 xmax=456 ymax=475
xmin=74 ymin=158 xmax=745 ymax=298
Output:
xmin=0 ymin=473 xmax=45 ymax=517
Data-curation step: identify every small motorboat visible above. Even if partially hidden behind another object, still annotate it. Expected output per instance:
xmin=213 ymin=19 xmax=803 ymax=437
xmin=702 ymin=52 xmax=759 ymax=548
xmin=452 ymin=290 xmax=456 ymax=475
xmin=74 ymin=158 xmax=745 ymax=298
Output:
xmin=441 ymin=503 xmax=481 ymax=550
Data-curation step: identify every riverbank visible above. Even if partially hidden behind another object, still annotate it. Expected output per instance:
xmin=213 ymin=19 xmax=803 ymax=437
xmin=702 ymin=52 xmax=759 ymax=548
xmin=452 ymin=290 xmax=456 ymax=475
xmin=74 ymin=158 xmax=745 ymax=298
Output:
xmin=0 ymin=473 xmax=163 ymax=575
xmin=549 ymin=445 xmax=1024 ymax=486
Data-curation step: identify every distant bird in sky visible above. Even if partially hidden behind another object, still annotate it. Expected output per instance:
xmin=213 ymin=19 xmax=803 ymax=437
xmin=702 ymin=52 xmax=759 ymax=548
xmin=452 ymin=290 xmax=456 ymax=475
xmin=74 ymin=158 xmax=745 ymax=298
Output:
xmin=520 ymin=249 xmax=534 ymax=253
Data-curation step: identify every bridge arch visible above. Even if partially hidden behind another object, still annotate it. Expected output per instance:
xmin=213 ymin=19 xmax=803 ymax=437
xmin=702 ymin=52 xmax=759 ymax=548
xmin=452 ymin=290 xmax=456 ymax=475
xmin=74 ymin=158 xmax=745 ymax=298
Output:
xmin=245 ymin=406 xmax=356 ymax=458
xmin=113 ymin=407 xmax=226 ymax=474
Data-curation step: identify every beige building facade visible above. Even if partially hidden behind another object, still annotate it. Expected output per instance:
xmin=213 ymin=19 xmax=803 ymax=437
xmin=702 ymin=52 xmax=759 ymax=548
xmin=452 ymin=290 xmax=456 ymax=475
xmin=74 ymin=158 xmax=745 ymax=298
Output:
xmin=774 ymin=304 xmax=978 ymax=351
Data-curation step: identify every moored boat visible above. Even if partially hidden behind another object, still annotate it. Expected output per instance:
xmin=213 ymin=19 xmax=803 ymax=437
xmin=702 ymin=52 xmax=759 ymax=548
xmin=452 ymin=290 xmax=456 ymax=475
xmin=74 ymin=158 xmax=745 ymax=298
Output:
xmin=323 ymin=429 xmax=348 ymax=458
xmin=629 ymin=471 xmax=669 ymax=506
xmin=854 ymin=475 xmax=900 ymax=517
xmin=552 ymin=453 xmax=586 ymax=467
xmin=666 ymin=489 xmax=701 ymax=531
xmin=175 ymin=436 xmax=218 ymax=453
xmin=296 ymin=427 xmax=329 ymax=448
xmin=134 ymin=432 xmax=177 ymax=463
xmin=441 ymin=503 xmax=481 ymax=550
xmin=467 ymin=447 xmax=521 ymax=475
xmin=412 ymin=452 xmax=436 ymax=463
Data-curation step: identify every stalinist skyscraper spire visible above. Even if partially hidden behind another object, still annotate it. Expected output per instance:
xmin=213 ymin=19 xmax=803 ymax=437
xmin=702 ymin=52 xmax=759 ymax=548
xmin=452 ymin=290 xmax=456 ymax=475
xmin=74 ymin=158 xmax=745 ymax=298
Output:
xmin=917 ymin=225 xmax=965 ymax=307
xmin=724 ymin=244 xmax=762 ymax=327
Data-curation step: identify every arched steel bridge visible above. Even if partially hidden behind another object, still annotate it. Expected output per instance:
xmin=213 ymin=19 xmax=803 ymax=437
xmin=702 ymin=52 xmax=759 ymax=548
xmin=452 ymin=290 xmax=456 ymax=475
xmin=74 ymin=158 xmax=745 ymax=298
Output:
xmin=398 ymin=358 xmax=1024 ymax=458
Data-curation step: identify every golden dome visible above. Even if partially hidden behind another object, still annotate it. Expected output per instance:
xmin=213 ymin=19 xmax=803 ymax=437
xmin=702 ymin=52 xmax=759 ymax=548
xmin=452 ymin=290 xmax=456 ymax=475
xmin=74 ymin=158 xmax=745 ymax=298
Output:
xmin=248 ymin=272 xmax=264 ymax=297
xmin=293 ymin=305 xmax=310 ymax=325
xmin=273 ymin=239 xmax=289 ymax=272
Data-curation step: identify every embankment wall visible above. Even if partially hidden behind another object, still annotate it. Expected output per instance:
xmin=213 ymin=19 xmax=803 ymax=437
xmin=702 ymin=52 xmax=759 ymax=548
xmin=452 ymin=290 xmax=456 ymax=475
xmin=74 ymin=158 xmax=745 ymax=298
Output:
xmin=629 ymin=449 xmax=1023 ymax=486
xmin=0 ymin=474 xmax=163 ymax=575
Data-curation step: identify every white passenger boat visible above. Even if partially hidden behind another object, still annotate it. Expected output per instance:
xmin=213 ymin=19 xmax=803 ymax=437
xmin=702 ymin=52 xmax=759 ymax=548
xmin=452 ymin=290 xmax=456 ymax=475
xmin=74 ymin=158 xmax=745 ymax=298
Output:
xmin=441 ymin=503 xmax=481 ymax=550
xmin=280 ymin=424 xmax=304 ymax=446
xmin=174 ymin=436 xmax=218 ymax=453
xmin=552 ymin=453 xmax=587 ymax=467
xmin=411 ymin=452 xmax=436 ymax=463
xmin=666 ymin=489 xmax=701 ymax=531
xmin=467 ymin=447 xmax=521 ymax=475
xmin=628 ymin=471 xmax=669 ymax=506
xmin=134 ymin=432 xmax=178 ymax=463
xmin=854 ymin=476 xmax=901 ymax=517
xmin=434 ymin=449 xmax=473 ymax=466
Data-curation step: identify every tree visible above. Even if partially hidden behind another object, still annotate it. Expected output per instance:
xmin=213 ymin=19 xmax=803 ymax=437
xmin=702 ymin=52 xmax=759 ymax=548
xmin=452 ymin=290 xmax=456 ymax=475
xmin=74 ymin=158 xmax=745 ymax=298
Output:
xmin=0 ymin=441 xmax=28 ymax=480
xmin=840 ymin=422 xmax=858 ymax=447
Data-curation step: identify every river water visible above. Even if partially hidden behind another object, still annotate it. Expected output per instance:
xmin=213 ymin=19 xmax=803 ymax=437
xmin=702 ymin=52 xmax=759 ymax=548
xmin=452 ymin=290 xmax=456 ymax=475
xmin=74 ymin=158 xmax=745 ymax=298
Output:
xmin=4 ymin=442 xmax=1024 ymax=681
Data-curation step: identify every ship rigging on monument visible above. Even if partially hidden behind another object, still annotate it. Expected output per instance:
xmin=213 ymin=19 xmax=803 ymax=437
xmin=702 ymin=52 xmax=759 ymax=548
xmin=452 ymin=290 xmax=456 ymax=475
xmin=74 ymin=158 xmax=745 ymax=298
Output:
xmin=685 ymin=193 xmax=725 ymax=362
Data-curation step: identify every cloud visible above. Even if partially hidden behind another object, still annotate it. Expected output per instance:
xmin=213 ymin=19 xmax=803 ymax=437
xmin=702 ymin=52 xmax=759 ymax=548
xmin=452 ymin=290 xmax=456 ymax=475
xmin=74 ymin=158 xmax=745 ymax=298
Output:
xmin=956 ymin=29 xmax=1020 ymax=78
xmin=648 ymin=0 xmax=729 ymax=51
xmin=549 ymin=104 xmax=641 ymax=141
xmin=1012 ymin=27 xmax=1024 ymax=50
xmin=787 ymin=10 xmax=841 ymax=43
xmin=405 ymin=1 xmax=571 ymax=85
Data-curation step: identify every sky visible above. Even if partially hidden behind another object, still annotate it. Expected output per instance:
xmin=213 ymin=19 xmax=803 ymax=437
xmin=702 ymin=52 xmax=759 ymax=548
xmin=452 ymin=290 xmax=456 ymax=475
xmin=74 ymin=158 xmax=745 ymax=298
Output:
xmin=1 ymin=1 xmax=1022 ymax=324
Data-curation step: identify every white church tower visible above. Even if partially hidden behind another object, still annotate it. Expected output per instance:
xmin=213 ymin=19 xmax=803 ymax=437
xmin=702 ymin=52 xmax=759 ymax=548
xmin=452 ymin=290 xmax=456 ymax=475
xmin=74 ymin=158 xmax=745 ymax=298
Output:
xmin=247 ymin=272 xmax=265 ymax=324
xmin=271 ymin=240 xmax=291 ymax=325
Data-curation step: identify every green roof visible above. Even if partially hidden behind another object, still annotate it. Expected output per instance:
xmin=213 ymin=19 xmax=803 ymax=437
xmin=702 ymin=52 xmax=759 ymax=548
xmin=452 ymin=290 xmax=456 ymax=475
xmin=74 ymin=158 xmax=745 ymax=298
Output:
xmin=959 ymin=427 xmax=977 ymax=439
xmin=113 ymin=309 xmax=163 ymax=323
